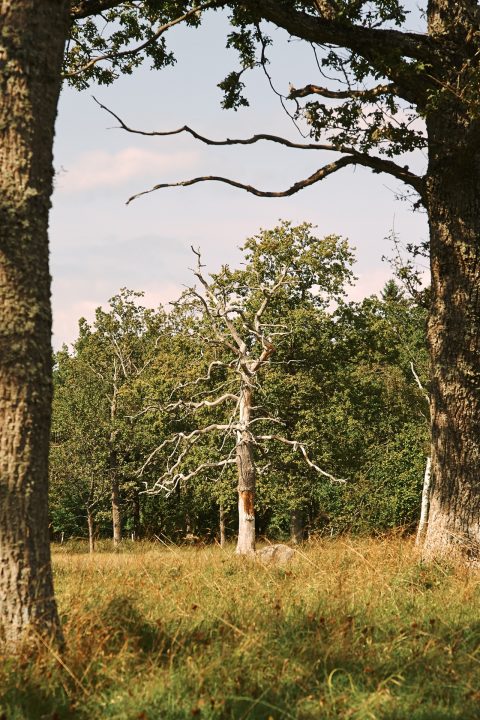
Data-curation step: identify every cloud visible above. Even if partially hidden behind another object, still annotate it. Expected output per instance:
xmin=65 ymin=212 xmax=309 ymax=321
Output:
xmin=56 ymin=146 xmax=200 ymax=193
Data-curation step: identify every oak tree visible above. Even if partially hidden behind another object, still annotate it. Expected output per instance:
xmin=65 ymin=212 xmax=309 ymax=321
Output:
xmin=94 ymin=0 xmax=480 ymax=560
xmin=0 ymin=0 xmax=204 ymax=646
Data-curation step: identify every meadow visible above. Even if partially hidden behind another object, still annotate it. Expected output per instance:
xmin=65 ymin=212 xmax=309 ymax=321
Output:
xmin=1 ymin=537 xmax=480 ymax=720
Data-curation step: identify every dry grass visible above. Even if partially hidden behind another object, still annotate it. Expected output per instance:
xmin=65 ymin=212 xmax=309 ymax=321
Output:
xmin=2 ymin=537 xmax=480 ymax=719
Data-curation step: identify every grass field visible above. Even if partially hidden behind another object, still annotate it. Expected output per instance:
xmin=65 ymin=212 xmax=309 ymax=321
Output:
xmin=1 ymin=537 xmax=480 ymax=719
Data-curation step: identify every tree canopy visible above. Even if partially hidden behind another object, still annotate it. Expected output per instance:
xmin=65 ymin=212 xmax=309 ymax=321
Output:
xmin=67 ymin=0 xmax=480 ymax=562
xmin=50 ymin=223 xmax=429 ymax=547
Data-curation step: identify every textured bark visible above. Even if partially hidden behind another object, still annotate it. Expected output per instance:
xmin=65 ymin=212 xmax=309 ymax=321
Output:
xmin=219 ymin=503 xmax=226 ymax=547
xmin=111 ymin=473 xmax=122 ymax=546
xmin=87 ymin=509 xmax=95 ymax=554
xmin=236 ymin=486 xmax=256 ymax=555
xmin=0 ymin=0 xmax=69 ymax=647
xmin=422 ymin=0 xmax=480 ymax=560
xmin=110 ymin=375 xmax=122 ymax=545
xmin=290 ymin=508 xmax=305 ymax=545
xmin=132 ymin=486 xmax=140 ymax=540
xmin=236 ymin=385 xmax=256 ymax=555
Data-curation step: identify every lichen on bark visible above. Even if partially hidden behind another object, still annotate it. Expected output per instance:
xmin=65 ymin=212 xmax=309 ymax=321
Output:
xmin=0 ymin=0 xmax=69 ymax=648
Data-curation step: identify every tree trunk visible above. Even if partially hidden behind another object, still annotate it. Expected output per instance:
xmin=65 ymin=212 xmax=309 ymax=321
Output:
xmin=111 ymin=474 xmax=122 ymax=546
xmin=422 ymin=17 xmax=480 ymax=559
xmin=109 ymin=378 xmax=122 ymax=546
xmin=236 ymin=384 xmax=256 ymax=555
xmin=87 ymin=509 xmax=95 ymax=554
xmin=132 ymin=485 xmax=141 ymax=540
xmin=416 ymin=457 xmax=431 ymax=547
xmin=290 ymin=508 xmax=305 ymax=544
xmin=219 ymin=503 xmax=226 ymax=547
xmin=0 ymin=0 xmax=69 ymax=648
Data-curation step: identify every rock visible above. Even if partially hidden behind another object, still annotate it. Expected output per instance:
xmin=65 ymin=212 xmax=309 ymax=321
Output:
xmin=256 ymin=543 xmax=295 ymax=564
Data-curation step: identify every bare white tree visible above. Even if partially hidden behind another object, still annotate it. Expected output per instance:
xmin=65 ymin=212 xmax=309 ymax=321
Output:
xmin=140 ymin=223 xmax=351 ymax=554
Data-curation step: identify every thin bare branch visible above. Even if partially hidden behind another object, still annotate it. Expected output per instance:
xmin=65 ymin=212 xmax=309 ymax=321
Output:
xmin=190 ymin=247 xmax=247 ymax=353
xmin=252 ymin=267 xmax=289 ymax=337
xmin=248 ymin=416 xmax=285 ymax=427
xmin=256 ymin=434 xmax=346 ymax=483
xmin=138 ymin=423 xmax=239 ymax=476
xmin=95 ymin=100 xmax=424 ymax=198
xmin=109 ymin=334 xmax=130 ymax=379
xmin=94 ymin=98 xmax=349 ymax=150
xmin=180 ymin=286 xmax=242 ymax=357
xmin=165 ymin=393 xmax=239 ymax=412
xmin=144 ymin=457 xmax=237 ymax=496
xmin=168 ymin=360 xmax=231 ymax=399
xmin=127 ymin=157 xmax=351 ymax=203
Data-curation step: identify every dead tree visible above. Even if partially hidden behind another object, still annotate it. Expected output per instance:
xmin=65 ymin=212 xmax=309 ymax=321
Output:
xmin=140 ymin=227 xmax=348 ymax=554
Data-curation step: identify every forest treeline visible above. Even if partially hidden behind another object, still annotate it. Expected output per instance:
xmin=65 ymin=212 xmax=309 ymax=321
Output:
xmin=50 ymin=223 xmax=429 ymax=547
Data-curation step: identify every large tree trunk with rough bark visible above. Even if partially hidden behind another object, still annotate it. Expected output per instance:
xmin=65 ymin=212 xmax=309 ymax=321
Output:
xmin=236 ymin=384 xmax=256 ymax=555
xmin=423 ymin=126 xmax=480 ymax=558
xmin=0 ymin=0 xmax=69 ymax=648
xmin=422 ymin=3 xmax=480 ymax=560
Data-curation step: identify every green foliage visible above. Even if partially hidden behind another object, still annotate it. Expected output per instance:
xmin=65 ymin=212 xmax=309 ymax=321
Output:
xmin=211 ymin=1 xmax=426 ymax=158
xmin=66 ymin=1 xmax=208 ymax=89
xmin=50 ymin=289 xmax=167 ymax=540
xmin=66 ymin=1 xmax=429 ymax=164
xmin=50 ymin=223 xmax=429 ymax=543
xmin=135 ymin=222 xmax=356 ymax=535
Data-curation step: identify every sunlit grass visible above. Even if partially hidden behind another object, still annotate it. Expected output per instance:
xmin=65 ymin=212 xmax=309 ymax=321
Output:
xmin=2 ymin=537 xmax=480 ymax=719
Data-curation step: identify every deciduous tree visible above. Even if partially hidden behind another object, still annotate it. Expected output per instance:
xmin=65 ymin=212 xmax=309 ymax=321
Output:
xmin=94 ymin=0 xmax=480 ymax=560
xmin=1 ymin=0 xmax=218 ymax=647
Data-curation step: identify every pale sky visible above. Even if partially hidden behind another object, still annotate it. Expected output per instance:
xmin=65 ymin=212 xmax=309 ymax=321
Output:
xmin=50 ymin=4 xmax=428 ymax=348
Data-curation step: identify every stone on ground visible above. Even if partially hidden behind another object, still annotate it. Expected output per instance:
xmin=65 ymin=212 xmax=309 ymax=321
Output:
xmin=256 ymin=543 xmax=295 ymax=564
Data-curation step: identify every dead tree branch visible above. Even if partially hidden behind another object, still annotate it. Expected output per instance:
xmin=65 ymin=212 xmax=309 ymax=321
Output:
xmin=289 ymin=82 xmax=399 ymax=100
xmin=256 ymin=434 xmax=346 ymax=483
xmin=125 ymin=153 xmax=423 ymax=205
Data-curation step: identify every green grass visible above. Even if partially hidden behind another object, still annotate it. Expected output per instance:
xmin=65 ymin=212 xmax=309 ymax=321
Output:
xmin=2 ymin=537 xmax=480 ymax=719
